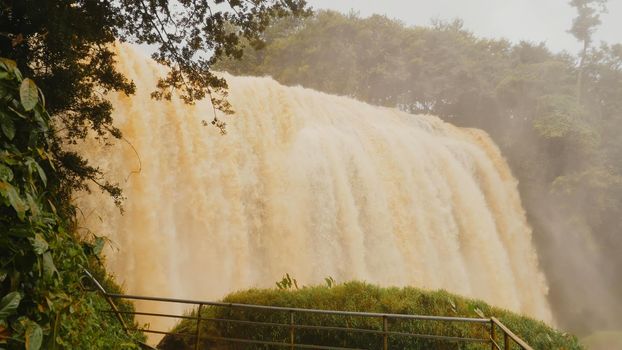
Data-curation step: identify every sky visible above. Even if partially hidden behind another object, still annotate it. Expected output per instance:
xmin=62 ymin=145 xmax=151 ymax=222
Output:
xmin=306 ymin=0 xmax=622 ymax=53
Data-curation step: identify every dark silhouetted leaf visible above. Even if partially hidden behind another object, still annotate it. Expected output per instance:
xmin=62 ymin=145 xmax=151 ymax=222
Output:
xmin=0 ymin=114 xmax=15 ymax=140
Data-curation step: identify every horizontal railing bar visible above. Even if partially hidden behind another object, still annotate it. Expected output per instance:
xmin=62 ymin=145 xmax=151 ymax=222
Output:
xmin=110 ymin=310 xmax=488 ymax=342
xmin=106 ymin=293 xmax=489 ymax=323
xmin=201 ymin=334 xmax=365 ymax=350
xmin=135 ymin=327 xmax=486 ymax=349
xmin=491 ymin=317 xmax=534 ymax=350
xmin=103 ymin=310 xmax=197 ymax=320
xmin=292 ymin=323 xmax=386 ymax=335
xmin=288 ymin=323 xmax=489 ymax=343
xmin=134 ymin=329 xmax=364 ymax=350
xmin=121 ymin=312 xmax=305 ymax=330
xmin=130 ymin=328 xmax=193 ymax=337
xmin=386 ymin=330 xmax=489 ymax=343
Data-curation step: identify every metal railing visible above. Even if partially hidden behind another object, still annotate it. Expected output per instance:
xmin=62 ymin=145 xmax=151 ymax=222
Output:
xmin=490 ymin=317 xmax=535 ymax=350
xmin=83 ymin=270 xmax=533 ymax=350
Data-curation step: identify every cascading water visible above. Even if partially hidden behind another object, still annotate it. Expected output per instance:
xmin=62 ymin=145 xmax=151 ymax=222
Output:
xmin=75 ymin=45 xmax=553 ymax=333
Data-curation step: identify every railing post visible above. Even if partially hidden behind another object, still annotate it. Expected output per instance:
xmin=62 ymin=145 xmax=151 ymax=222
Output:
xmin=382 ymin=316 xmax=388 ymax=350
xmin=290 ymin=311 xmax=295 ymax=350
xmin=490 ymin=319 xmax=496 ymax=350
xmin=82 ymin=269 xmax=128 ymax=332
xmin=504 ymin=332 xmax=510 ymax=350
xmin=195 ymin=303 xmax=203 ymax=350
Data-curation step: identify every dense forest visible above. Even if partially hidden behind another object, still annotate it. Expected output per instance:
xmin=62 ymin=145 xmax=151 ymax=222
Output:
xmin=215 ymin=9 xmax=622 ymax=335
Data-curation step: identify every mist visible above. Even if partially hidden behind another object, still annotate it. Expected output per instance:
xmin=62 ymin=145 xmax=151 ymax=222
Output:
xmin=214 ymin=2 xmax=622 ymax=342
xmin=307 ymin=0 xmax=622 ymax=53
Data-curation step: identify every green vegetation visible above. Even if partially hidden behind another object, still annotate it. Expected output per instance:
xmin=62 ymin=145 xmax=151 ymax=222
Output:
xmin=0 ymin=0 xmax=309 ymax=206
xmin=1 ymin=1 xmax=309 ymax=348
xmin=215 ymin=9 xmax=622 ymax=334
xmin=0 ymin=59 xmax=142 ymax=348
xmin=159 ymin=281 xmax=582 ymax=350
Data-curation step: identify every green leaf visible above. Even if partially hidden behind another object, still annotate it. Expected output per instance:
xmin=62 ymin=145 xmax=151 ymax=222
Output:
xmin=33 ymin=161 xmax=47 ymax=187
xmin=26 ymin=159 xmax=47 ymax=187
xmin=0 ymin=292 xmax=21 ymax=319
xmin=0 ymin=114 xmax=15 ymax=140
xmin=33 ymin=108 xmax=48 ymax=131
xmin=0 ymin=58 xmax=16 ymax=74
xmin=0 ymin=58 xmax=21 ymax=80
xmin=37 ymin=87 xmax=45 ymax=108
xmin=31 ymin=234 xmax=49 ymax=255
xmin=25 ymin=322 xmax=42 ymax=350
xmin=25 ymin=193 xmax=39 ymax=217
xmin=93 ymin=236 xmax=105 ymax=256
xmin=0 ymin=181 xmax=27 ymax=220
xmin=7 ymin=106 xmax=27 ymax=119
xmin=42 ymin=252 xmax=58 ymax=277
xmin=20 ymin=78 xmax=38 ymax=111
xmin=0 ymin=164 xmax=12 ymax=182
xmin=0 ymin=84 xmax=9 ymax=99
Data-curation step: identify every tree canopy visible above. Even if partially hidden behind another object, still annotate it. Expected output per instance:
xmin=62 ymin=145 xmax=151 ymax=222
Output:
xmin=0 ymin=1 xmax=309 ymax=348
xmin=0 ymin=0 xmax=309 ymax=211
xmin=214 ymin=9 xmax=622 ymax=334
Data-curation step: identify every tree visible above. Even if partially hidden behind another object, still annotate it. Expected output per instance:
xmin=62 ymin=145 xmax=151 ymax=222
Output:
xmin=213 ymin=10 xmax=622 ymax=334
xmin=568 ymin=0 xmax=608 ymax=101
xmin=0 ymin=0 xmax=309 ymax=213
xmin=0 ymin=1 xmax=310 ymax=348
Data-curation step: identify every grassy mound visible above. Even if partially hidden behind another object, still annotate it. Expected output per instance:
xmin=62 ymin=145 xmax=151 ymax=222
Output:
xmin=158 ymin=281 xmax=582 ymax=350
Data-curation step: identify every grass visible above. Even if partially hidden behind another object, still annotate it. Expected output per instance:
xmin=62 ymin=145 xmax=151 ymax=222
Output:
xmin=157 ymin=281 xmax=583 ymax=350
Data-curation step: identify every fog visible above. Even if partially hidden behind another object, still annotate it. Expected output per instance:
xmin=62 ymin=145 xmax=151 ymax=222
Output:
xmin=308 ymin=0 xmax=622 ymax=53
xmin=212 ymin=2 xmax=622 ymax=344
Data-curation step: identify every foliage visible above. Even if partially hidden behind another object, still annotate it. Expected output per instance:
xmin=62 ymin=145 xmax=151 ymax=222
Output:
xmin=568 ymin=0 xmax=608 ymax=46
xmin=159 ymin=281 xmax=583 ymax=350
xmin=214 ymin=10 xmax=622 ymax=334
xmin=0 ymin=0 xmax=309 ymax=212
xmin=568 ymin=0 xmax=608 ymax=102
xmin=275 ymin=273 xmax=298 ymax=290
xmin=0 ymin=60 xmax=140 ymax=349
xmin=0 ymin=1 xmax=311 ymax=347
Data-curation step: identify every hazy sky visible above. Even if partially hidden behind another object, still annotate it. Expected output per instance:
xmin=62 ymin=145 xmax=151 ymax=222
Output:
xmin=307 ymin=0 xmax=621 ymax=53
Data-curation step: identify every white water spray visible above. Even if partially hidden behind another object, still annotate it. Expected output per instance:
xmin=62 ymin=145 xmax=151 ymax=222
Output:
xmin=76 ymin=45 xmax=552 ymax=333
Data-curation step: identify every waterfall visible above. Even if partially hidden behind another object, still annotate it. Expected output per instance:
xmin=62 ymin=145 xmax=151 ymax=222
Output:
xmin=75 ymin=45 xmax=552 ymax=334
